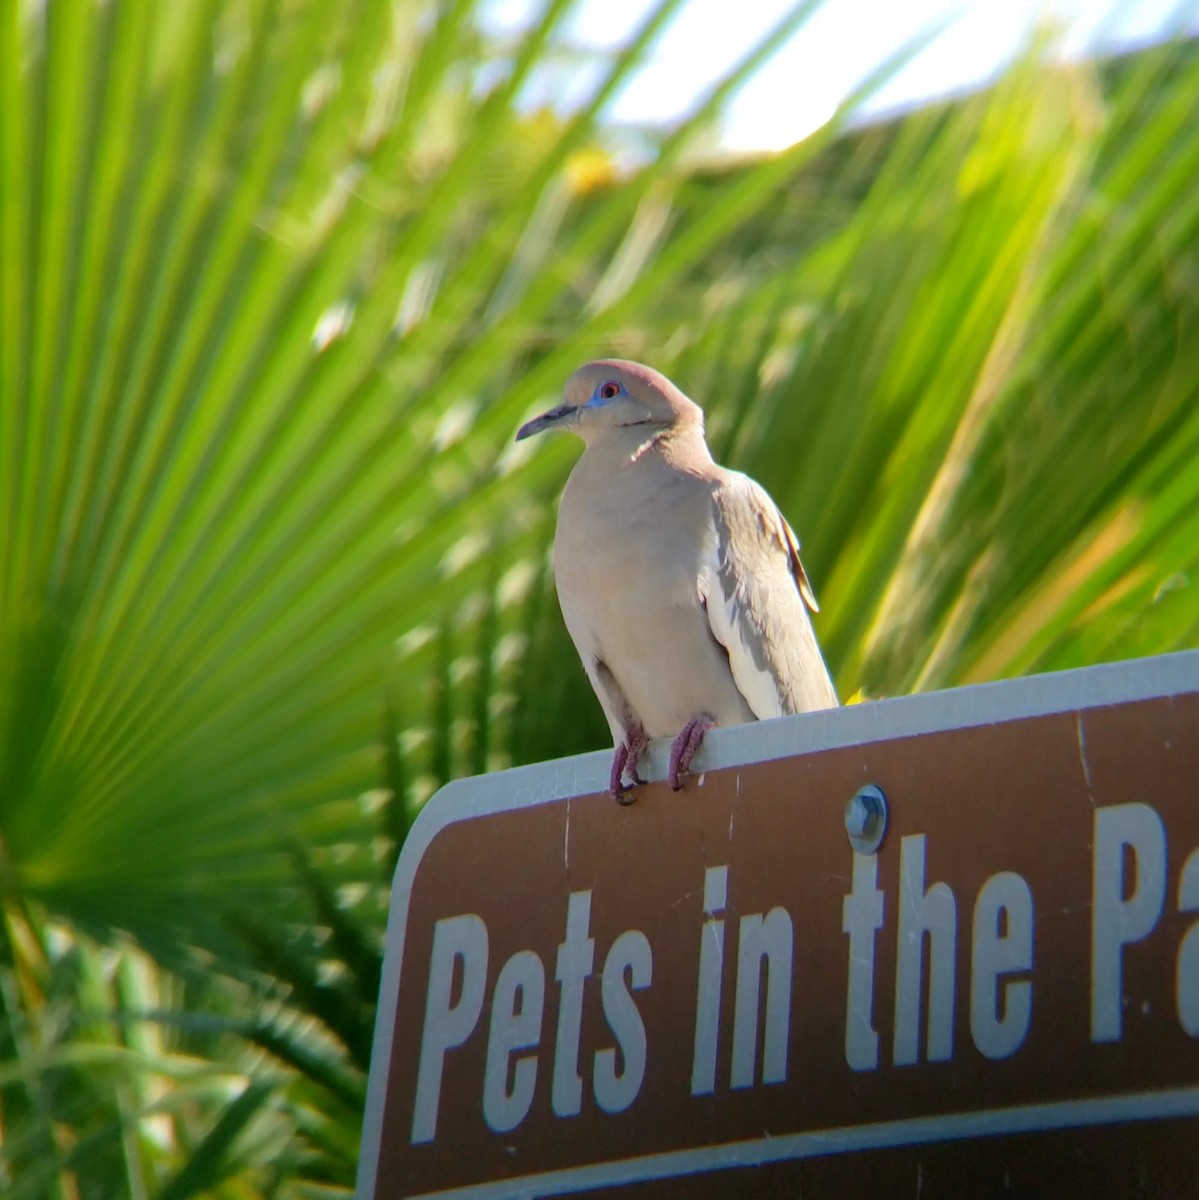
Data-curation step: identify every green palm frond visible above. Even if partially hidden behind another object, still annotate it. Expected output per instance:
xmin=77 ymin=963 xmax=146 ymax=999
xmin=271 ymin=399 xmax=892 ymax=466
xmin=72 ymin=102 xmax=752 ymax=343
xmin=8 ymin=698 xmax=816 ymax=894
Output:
xmin=649 ymin=35 xmax=1199 ymax=701
xmin=0 ymin=0 xmax=847 ymax=948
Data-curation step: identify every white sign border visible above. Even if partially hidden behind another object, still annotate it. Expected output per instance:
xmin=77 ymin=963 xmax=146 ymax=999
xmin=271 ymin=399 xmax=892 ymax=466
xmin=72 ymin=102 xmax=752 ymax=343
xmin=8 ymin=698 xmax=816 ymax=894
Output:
xmin=357 ymin=650 xmax=1199 ymax=1200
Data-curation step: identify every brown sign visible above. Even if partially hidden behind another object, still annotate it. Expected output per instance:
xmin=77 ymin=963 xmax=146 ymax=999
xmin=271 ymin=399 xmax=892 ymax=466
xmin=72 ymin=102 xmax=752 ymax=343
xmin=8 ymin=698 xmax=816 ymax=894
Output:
xmin=357 ymin=652 xmax=1199 ymax=1199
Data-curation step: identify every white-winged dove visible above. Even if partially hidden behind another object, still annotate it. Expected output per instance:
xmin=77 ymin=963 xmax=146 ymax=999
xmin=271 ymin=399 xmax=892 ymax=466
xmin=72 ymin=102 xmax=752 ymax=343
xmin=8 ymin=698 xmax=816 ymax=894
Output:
xmin=516 ymin=359 xmax=838 ymax=803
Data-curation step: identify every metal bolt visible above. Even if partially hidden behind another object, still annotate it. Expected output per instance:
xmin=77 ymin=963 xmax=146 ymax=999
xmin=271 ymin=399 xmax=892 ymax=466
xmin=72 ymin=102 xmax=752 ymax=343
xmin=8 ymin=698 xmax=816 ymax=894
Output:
xmin=844 ymin=784 xmax=888 ymax=855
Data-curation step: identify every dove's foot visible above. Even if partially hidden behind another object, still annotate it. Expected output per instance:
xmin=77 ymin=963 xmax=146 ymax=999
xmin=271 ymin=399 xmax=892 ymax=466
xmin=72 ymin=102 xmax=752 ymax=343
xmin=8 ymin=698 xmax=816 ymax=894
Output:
xmin=609 ymin=726 xmax=649 ymax=804
xmin=668 ymin=715 xmax=714 ymax=791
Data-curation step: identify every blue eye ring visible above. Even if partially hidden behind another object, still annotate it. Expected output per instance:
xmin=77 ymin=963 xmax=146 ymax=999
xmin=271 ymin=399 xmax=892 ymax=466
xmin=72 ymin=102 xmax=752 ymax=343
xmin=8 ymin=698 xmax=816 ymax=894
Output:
xmin=598 ymin=380 xmax=621 ymax=401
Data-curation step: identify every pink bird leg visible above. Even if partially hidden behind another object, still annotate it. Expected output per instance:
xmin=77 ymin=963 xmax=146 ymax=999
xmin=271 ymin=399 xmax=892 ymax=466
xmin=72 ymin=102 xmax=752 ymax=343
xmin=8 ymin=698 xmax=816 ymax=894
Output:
xmin=668 ymin=714 xmax=714 ymax=791
xmin=609 ymin=725 xmax=649 ymax=804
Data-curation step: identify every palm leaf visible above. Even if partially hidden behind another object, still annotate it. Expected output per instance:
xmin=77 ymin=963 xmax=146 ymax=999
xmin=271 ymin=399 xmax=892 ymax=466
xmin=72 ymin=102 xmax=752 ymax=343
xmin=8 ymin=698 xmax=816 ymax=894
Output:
xmin=0 ymin=0 xmax=844 ymax=950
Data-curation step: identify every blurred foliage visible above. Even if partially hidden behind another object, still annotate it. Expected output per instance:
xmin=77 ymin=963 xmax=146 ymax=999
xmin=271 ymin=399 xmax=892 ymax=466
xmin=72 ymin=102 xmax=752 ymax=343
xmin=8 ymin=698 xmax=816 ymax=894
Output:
xmin=1 ymin=0 xmax=1198 ymax=1192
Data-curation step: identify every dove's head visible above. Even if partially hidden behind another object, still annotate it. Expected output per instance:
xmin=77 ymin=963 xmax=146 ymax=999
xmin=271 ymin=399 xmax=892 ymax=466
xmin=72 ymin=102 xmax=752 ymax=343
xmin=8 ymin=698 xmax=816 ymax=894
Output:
xmin=515 ymin=359 xmax=703 ymax=446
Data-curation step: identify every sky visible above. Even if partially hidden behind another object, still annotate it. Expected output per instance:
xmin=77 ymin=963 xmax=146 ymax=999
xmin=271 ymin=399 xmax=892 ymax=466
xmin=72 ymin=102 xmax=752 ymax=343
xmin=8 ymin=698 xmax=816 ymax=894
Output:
xmin=485 ymin=0 xmax=1187 ymax=150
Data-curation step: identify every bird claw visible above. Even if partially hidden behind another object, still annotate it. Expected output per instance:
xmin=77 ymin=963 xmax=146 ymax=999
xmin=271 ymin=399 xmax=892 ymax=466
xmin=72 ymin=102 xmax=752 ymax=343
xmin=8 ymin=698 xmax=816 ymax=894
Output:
xmin=608 ymin=727 xmax=649 ymax=804
xmin=668 ymin=715 xmax=714 ymax=791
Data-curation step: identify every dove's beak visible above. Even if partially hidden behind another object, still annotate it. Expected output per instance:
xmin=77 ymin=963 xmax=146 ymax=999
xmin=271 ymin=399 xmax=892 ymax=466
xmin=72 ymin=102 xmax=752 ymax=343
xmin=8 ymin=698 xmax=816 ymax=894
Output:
xmin=515 ymin=404 xmax=574 ymax=442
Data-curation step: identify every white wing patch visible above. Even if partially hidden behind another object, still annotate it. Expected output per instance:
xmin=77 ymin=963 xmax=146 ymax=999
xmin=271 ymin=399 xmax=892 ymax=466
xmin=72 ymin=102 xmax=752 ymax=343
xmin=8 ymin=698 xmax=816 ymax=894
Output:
xmin=697 ymin=526 xmax=787 ymax=721
xmin=698 ymin=471 xmax=839 ymax=718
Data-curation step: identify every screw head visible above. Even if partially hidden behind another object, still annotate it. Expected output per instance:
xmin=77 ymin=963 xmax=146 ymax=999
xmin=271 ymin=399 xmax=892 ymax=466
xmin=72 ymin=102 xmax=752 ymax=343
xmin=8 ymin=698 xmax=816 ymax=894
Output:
xmin=845 ymin=784 xmax=888 ymax=855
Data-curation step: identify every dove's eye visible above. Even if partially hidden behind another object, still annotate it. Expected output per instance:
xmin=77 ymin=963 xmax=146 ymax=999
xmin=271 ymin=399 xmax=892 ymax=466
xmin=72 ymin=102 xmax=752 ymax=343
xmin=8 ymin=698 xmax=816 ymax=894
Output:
xmin=599 ymin=381 xmax=621 ymax=400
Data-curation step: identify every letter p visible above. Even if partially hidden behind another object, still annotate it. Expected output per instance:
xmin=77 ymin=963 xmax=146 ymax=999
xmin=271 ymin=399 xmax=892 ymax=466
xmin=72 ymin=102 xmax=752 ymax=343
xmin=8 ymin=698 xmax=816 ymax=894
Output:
xmin=411 ymin=914 xmax=489 ymax=1143
xmin=1091 ymin=803 xmax=1166 ymax=1043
